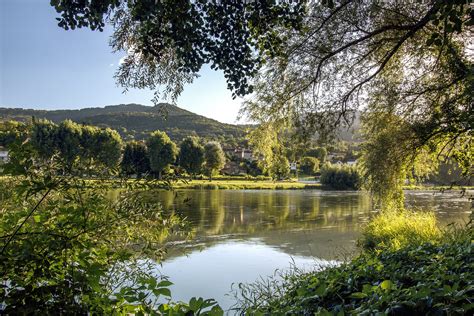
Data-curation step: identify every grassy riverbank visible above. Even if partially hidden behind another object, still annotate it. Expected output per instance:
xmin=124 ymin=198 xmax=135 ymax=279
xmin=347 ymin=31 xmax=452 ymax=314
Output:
xmin=237 ymin=208 xmax=474 ymax=315
xmin=171 ymin=179 xmax=321 ymax=190
xmin=2 ymin=175 xmax=473 ymax=191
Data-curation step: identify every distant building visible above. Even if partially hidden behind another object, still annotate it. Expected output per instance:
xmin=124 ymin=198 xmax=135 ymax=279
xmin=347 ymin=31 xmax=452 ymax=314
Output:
xmin=0 ymin=147 xmax=9 ymax=164
xmin=241 ymin=149 xmax=254 ymax=161
xmin=224 ymin=147 xmax=257 ymax=161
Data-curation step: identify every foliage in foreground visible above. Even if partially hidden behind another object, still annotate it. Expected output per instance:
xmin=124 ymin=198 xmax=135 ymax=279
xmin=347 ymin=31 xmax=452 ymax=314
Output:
xmin=0 ymin=175 xmax=223 ymax=315
xmin=0 ymin=131 xmax=224 ymax=314
xmin=237 ymin=215 xmax=473 ymax=315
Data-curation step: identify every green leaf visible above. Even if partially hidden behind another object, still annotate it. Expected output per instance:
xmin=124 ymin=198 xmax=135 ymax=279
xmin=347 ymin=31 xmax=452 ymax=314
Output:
xmin=153 ymin=287 xmax=171 ymax=297
xmin=158 ymin=280 xmax=173 ymax=287
xmin=380 ymin=280 xmax=393 ymax=291
xmin=350 ymin=292 xmax=368 ymax=299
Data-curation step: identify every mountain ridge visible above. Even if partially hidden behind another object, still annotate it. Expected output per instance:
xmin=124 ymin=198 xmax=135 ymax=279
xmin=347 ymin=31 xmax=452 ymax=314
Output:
xmin=0 ymin=103 xmax=247 ymax=141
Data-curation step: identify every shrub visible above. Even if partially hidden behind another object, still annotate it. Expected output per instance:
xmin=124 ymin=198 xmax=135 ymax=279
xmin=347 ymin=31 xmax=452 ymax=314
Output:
xmin=360 ymin=208 xmax=442 ymax=250
xmin=320 ymin=164 xmax=361 ymax=190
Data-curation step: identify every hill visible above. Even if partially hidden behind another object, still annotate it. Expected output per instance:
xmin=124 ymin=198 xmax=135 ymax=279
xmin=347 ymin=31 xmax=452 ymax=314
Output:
xmin=0 ymin=103 xmax=247 ymax=141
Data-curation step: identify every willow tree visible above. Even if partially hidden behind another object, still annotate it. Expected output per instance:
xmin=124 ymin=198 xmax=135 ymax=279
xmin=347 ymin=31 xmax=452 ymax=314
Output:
xmin=241 ymin=1 xmax=473 ymax=205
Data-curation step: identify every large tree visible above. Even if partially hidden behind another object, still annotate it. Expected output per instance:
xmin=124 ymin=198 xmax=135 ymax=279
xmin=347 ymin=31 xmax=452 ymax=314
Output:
xmin=51 ymin=0 xmax=305 ymax=99
xmin=178 ymin=136 xmax=204 ymax=178
xmin=121 ymin=141 xmax=150 ymax=177
xmin=146 ymin=130 xmax=177 ymax=179
xmin=242 ymin=1 xmax=472 ymax=203
xmin=203 ymin=141 xmax=226 ymax=180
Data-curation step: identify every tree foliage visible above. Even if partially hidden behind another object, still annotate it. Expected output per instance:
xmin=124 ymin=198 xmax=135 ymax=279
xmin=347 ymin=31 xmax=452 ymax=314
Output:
xmin=179 ymin=136 xmax=204 ymax=177
xmin=300 ymin=157 xmax=319 ymax=175
xmin=51 ymin=0 xmax=305 ymax=99
xmin=121 ymin=141 xmax=150 ymax=177
xmin=203 ymin=141 xmax=226 ymax=180
xmin=0 ymin=132 xmax=223 ymax=315
xmin=241 ymin=0 xmax=472 ymax=198
xmin=320 ymin=164 xmax=361 ymax=190
xmin=147 ymin=130 xmax=178 ymax=179
xmin=268 ymin=154 xmax=290 ymax=180
xmin=49 ymin=1 xmax=473 ymax=198
xmin=28 ymin=119 xmax=123 ymax=174
xmin=305 ymin=147 xmax=327 ymax=163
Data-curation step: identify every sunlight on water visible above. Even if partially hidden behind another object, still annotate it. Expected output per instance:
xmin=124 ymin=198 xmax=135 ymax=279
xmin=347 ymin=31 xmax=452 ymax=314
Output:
xmin=157 ymin=239 xmax=337 ymax=311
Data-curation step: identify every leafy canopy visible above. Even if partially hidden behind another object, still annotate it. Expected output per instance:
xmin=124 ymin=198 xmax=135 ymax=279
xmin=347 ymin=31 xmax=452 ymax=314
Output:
xmin=51 ymin=0 xmax=305 ymax=99
xmin=146 ymin=130 xmax=178 ymax=178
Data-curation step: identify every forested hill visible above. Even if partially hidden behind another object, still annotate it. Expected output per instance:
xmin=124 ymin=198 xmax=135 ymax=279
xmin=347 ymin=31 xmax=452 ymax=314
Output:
xmin=0 ymin=103 xmax=246 ymax=141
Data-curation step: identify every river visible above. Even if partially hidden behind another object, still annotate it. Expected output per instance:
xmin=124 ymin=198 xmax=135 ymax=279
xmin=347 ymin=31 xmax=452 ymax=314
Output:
xmin=139 ymin=189 xmax=472 ymax=311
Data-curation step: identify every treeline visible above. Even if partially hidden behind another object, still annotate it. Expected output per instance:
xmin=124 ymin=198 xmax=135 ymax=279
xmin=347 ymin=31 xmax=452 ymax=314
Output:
xmin=1 ymin=119 xmax=226 ymax=179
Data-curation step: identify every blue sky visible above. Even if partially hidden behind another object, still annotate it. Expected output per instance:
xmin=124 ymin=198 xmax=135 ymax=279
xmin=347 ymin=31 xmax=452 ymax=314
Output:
xmin=0 ymin=0 xmax=244 ymax=124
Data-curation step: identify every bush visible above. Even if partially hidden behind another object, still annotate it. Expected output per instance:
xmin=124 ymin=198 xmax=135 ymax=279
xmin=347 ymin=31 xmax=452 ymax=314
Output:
xmin=320 ymin=164 xmax=361 ymax=190
xmin=360 ymin=208 xmax=442 ymax=250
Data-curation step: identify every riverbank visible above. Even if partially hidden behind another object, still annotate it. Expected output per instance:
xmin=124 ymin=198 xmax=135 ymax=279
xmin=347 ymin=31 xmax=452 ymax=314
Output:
xmin=1 ymin=175 xmax=472 ymax=191
xmin=236 ymin=209 xmax=473 ymax=315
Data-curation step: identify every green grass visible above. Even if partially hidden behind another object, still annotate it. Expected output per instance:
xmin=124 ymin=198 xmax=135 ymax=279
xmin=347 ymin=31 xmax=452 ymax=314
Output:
xmin=403 ymin=184 xmax=474 ymax=191
xmin=172 ymin=179 xmax=320 ymax=190
xmin=360 ymin=208 xmax=442 ymax=251
xmin=54 ymin=178 xmax=321 ymax=190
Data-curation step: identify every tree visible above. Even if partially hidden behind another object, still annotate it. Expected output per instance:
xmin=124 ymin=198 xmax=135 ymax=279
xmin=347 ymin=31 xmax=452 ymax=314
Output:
xmin=30 ymin=119 xmax=58 ymax=159
xmin=93 ymin=128 xmax=123 ymax=170
xmin=80 ymin=126 xmax=123 ymax=172
xmin=146 ymin=131 xmax=177 ymax=179
xmin=240 ymin=1 xmax=472 ymax=201
xmin=306 ymin=147 xmax=327 ymax=163
xmin=51 ymin=0 xmax=305 ymax=99
xmin=0 ymin=121 xmax=27 ymax=148
xmin=268 ymin=154 xmax=290 ymax=180
xmin=320 ymin=164 xmax=361 ymax=190
xmin=300 ymin=157 xmax=319 ymax=175
xmin=54 ymin=120 xmax=83 ymax=170
xmin=203 ymin=142 xmax=226 ymax=180
xmin=121 ymin=141 xmax=150 ymax=177
xmin=178 ymin=136 xmax=204 ymax=178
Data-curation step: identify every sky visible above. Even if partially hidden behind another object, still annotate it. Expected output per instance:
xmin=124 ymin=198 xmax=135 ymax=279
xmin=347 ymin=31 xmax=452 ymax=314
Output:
xmin=0 ymin=0 xmax=244 ymax=124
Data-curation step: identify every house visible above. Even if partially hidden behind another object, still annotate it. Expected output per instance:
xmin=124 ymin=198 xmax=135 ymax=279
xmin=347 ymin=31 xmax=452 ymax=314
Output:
xmin=225 ymin=147 xmax=257 ymax=162
xmin=0 ymin=147 xmax=8 ymax=164
xmin=241 ymin=149 xmax=254 ymax=161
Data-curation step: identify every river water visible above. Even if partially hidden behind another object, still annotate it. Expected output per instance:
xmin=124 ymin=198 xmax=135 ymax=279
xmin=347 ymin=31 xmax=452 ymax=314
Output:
xmin=143 ymin=189 xmax=472 ymax=311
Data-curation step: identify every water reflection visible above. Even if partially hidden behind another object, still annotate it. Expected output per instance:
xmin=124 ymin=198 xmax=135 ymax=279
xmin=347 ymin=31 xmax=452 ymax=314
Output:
xmin=152 ymin=190 xmax=471 ymax=261
xmin=130 ymin=189 xmax=471 ymax=312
